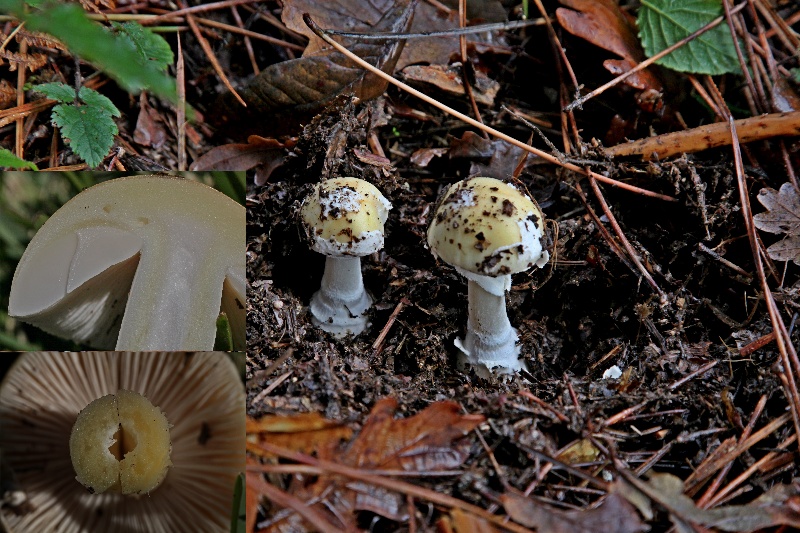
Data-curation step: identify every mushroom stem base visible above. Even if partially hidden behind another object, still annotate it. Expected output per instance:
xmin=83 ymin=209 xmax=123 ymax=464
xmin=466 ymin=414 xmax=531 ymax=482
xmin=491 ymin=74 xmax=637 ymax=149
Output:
xmin=309 ymin=256 xmax=372 ymax=336
xmin=454 ymin=279 xmax=527 ymax=375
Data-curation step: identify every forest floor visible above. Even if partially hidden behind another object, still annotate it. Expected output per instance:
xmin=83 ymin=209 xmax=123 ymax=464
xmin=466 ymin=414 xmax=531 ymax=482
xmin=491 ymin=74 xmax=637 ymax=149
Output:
xmin=239 ymin=1 xmax=800 ymax=532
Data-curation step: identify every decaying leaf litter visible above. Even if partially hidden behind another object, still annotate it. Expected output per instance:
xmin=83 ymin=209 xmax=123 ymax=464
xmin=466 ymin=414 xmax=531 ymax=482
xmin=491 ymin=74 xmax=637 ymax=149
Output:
xmin=240 ymin=0 xmax=800 ymax=531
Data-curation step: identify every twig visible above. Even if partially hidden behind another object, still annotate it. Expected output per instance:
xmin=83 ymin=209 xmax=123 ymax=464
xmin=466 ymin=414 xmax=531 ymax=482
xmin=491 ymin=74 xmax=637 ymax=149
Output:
xmin=250 ymin=441 xmax=537 ymax=533
xmin=230 ymin=5 xmax=259 ymax=74
xmin=695 ymin=395 xmax=766 ymax=507
xmin=176 ymin=34 xmax=186 ymax=171
xmin=372 ymin=298 xmax=409 ymax=353
xmin=601 ymin=401 xmax=649 ymax=428
xmin=730 ymin=116 xmax=800 ymax=452
xmin=518 ymin=390 xmax=570 ymax=423
xmin=668 ymin=360 xmax=717 ymax=390
xmin=246 ymin=472 xmax=342 ymax=533
xmin=588 ymin=175 xmax=667 ymax=302
xmin=194 ymin=15 xmax=306 ymax=52
xmin=737 ymin=331 xmax=775 ymax=357
xmin=304 ymin=14 xmax=675 ymax=202
xmin=606 ymin=110 xmax=800 ymax=160
xmin=458 ymin=0 xmax=487 ymax=138
xmin=564 ymin=2 xmax=748 ymax=112
xmin=324 ymin=19 xmax=544 ymax=40
xmin=183 ymin=6 xmax=246 ymax=107
xmin=251 ymin=370 xmax=293 ymax=406
xmin=147 ymin=0 xmax=262 ymax=23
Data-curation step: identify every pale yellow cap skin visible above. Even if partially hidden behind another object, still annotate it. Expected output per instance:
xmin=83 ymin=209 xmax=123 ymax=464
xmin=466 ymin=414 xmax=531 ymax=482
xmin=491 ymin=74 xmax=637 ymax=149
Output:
xmin=69 ymin=389 xmax=172 ymax=496
xmin=427 ymin=177 xmax=549 ymax=279
xmin=300 ymin=177 xmax=392 ymax=257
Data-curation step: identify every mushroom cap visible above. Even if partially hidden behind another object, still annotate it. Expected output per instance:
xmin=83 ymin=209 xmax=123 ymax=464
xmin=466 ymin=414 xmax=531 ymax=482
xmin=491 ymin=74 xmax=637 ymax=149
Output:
xmin=8 ymin=176 xmax=245 ymax=351
xmin=300 ymin=177 xmax=392 ymax=257
xmin=427 ymin=177 xmax=549 ymax=284
xmin=0 ymin=352 xmax=245 ymax=533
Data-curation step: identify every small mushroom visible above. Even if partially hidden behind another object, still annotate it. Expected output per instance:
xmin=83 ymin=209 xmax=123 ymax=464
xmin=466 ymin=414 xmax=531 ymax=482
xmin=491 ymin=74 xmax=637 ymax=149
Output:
xmin=8 ymin=175 xmax=245 ymax=351
xmin=0 ymin=351 xmax=245 ymax=532
xmin=300 ymin=177 xmax=392 ymax=336
xmin=427 ymin=177 xmax=549 ymax=375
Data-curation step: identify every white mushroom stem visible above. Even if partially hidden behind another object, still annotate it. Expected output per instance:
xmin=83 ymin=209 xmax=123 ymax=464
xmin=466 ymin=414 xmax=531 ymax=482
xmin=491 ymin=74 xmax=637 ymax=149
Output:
xmin=309 ymin=256 xmax=372 ymax=336
xmin=454 ymin=277 xmax=524 ymax=375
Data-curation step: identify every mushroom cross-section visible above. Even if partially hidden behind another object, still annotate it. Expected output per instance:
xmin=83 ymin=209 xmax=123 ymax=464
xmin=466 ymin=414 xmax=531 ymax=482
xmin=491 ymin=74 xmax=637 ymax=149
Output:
xmin=427 ymin=177 xmax=549 ymax=375
xmin=0 ymin=351 xmax=245 ymax=533
xmin=300 ymin=177 xmax=392 ymax=336
xmin=8 ymin=176 xmax=245 ymax=351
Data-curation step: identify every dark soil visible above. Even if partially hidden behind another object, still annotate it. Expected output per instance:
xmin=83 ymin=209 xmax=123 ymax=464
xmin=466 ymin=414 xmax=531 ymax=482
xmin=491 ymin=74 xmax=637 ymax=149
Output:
xmin=247 ymin=94 xmax=800 ymax=532
xmin=241 ymin=2 xmax=800 ymax=531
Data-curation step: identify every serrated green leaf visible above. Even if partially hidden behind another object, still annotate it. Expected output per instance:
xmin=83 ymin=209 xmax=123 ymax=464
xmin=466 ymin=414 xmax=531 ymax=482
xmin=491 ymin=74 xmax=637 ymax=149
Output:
xmin=51 ymin=102 xmax=118 ymax=168
xmin=21 ymin=3 xmax=176 ymax=99
xmin=0 ymin=148 xmax=38 ymax=170
xmin=32 ymin=82 xmax=77 ymax=103
xmin=78 ymin=87 xmax=121 ymax=117
xmin=638 ymin=0 xmax=740 ymax=75
xmin=111 ymin=21 xmax=174 ymax=72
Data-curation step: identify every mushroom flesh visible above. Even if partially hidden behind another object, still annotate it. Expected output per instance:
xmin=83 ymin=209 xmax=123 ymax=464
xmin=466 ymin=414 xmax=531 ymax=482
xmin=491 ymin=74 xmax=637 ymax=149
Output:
xmin=8 ymin=176 xmax=245 ymax=351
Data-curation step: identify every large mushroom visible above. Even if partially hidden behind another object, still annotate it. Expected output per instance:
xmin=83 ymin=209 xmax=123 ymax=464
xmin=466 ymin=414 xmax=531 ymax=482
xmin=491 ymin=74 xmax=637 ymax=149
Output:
xmin=8 ymin=175 xmax=245 ymax=351
xmin=300 ymin=177 xmax=392 ymax=336
xmin=0 ymin=351 xmax=245 ymax=532
xmin=427 ymin=177 xmax=549 ymax=375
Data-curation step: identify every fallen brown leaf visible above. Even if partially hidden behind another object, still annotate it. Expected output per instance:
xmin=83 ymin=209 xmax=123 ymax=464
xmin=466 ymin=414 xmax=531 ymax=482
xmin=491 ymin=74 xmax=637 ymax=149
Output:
xmin=219 ymin=0 xmax=413 ymax=137
xmin=621 ymin=471 xmax=800 ymax=532
xmin=339 ymin=397 xmax=484 ymax=470
xmin=402 ymin=64 xmax=500 ymax=106
xmin=501 ymin=486 xmax=648 ymax=533
xmin=753 ymin=182 xmax=800 ymax=265
xmin=133 ymin=93 xmax=167 ymax=149
xmin=556 ymin=0 xmax=662 ymax=105
xmin=443 ymin=508 xmax=501 ymax=533
xmin=247 ymin=411 xmax=353 ymax=457
xmin=248 ymin=398 xmax=485 ymax=531
xmin=191 ymin=136 xmax=294 ymax=177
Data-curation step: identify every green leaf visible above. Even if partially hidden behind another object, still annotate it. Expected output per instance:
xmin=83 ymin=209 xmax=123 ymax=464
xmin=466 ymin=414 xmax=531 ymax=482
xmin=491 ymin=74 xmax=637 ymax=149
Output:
xmin=51 ymin=96 xmax=119 ymax=168
xmin=638 ymin=0 xmax=740 ymax=75
xmin=0 ymin=148 xmax=38 ymax=170
xmin=791 ymin=68 xmax=800 ymax=84
xmin=230 ymin=473 xmax=245 ymax=533
xmin=214 ymin=312 xmax=234 ymax=351
xmin=111 ymin=21 xmax=174 ymax=72
xmin=78 ymin=86 xmax=121 ymax=117
xmin=32 ymin=82 xmax=77 ymax=103
xmin=20 ymin=3 xmax=176 ymax=99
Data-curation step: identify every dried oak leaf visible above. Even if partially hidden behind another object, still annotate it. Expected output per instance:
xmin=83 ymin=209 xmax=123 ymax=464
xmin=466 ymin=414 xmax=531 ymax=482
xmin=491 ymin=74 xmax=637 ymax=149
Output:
xmin=501 ymin=483 xmax=648 ymax=533
xmin=191 ymin=136 xmax=294 ymax=179
xmin=225 ymin=0 xmax=413 ymax=137
xmin=246 ymin=411 xmax=353 ymax=457
xmin=621 ymin=471 xmax=800 ymax=532
xmin=282 ymin=0 xmax=505 ymax=70
xmin=753 ymin=182 xmax=800 ymax=264
xmin=556 ymin=0 xmax=663 ymax=106
xmin=255 ymin=398 xmax=484 ymax=531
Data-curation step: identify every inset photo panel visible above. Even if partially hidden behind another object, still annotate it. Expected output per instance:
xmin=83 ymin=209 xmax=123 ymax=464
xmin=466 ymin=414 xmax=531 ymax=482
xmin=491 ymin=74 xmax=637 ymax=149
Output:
xmin=0 ymin=351 xmax=246 ymax=532
xmin=0 ymin=173 xmax=245 ymax=351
